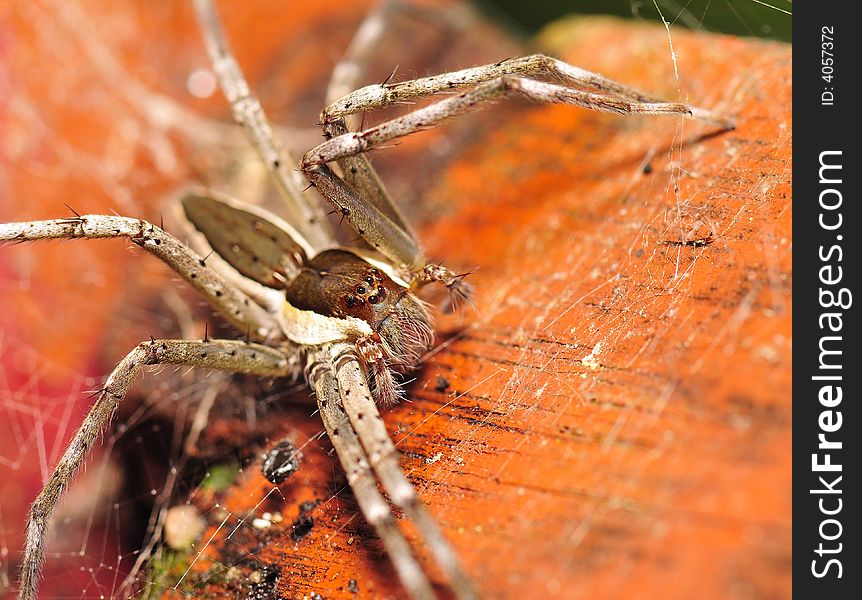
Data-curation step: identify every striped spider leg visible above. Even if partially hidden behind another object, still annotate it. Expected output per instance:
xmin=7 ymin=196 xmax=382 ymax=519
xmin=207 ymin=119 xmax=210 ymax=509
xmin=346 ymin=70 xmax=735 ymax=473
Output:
xmin=300 ymin=57 xmax=733 ymax=275
xmin=0 ymin=214 xmax=301 ymax=600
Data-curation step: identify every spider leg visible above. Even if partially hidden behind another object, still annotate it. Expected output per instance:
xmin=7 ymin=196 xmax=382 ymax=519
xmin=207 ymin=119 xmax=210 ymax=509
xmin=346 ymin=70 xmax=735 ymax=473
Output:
xmin=307 ymin=180 xmax=465 ymax=302
xmin=316 ymin=2 xmax=477 ymax=303
xmin=321 ymin=1 xmax=527 ymax=248
xmin=324 ymin=1 xmax=418 ymax=248
xmin=304 ymin=163 xmax=424 ymax=269
xmin=309 ymin=354 xmax=436 ymax=600
xmin=302 ymin=163 xmax=472 ymax=306
xmin=304 ymin=75 xmax=732 ymax=172
xmin=301 ymin=73 xmax=729 ymax=277
xmin=0 ymin=215 xmax=281 ymax=341
xmin=328 ymin=344 xmax=477 ymax=600
xmin=193 ymin=0 xmax=467 ymax=295
xmin=323 ymin=53 xmax=732 ymax=123
xmin=322 ymin=117 xmax=419 ymax=247
xmin=325 ymin=0 xmax=397 ymax=109
xmin=191 ymin=0 xmax=334 ymax=251
xmin=17 ymin=339 xmax=299 ymax=600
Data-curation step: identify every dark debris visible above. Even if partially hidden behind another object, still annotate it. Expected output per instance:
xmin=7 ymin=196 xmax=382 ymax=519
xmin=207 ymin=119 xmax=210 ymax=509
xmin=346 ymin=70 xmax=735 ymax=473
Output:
xmin=262 ymin=438 xmax=302 ymax=484
xmin=290 ymin=513 xmax=315 ymax=542
xmin=291 ymin=499 xmax=322 ymax=542
xmin=245 ymin=565 xmax=283 ymax=600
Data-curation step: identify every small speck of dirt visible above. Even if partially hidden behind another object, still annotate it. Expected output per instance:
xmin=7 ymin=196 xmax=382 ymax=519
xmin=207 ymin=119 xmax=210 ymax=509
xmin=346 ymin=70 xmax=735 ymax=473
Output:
xmin=435 ymin=375 xmax=451 ymax=393
xmin=660 ymin=235 xmax=715 ymax=248
xmin=290 ymin=500 xmax=321 ymax=542
xmin=290 ymin=514 xmax=314 ymax=542
xmin=261 ymin=438 xmax=302 ymax=484
xmin=245 ymin=565 xmax=283 ymax=600
xmin=642 ymin=161 xmax=654 ymax=174
xmin=425 ymin=452 xmax=443 ymax=465
xmin=348 ymin=579 xmax=359 ymax=594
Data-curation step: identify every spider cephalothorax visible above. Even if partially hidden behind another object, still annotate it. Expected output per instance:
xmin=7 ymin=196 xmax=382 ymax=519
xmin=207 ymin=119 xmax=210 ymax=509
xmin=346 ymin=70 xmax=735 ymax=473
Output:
xmin=286 ymin=249 xmax=435 ymax=404
xmin=183 ymin=193 xmax=434 ymax=405
xmin=285 ymin=249 xmax=433 ymax=366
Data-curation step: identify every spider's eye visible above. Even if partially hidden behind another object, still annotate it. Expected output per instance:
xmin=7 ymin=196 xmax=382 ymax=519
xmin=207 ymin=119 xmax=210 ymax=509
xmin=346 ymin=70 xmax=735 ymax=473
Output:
xmin=369 ymin=268 xmax=380 ymax=275
xmin=365 ymin=276 xmax=374 ymax=285
xmin=355 ymin=285 xmax=367 ymax=295
xmin=346 ymin=295 xmax=357 ymax=308
xmin=368 ymin=294 xmax=379 ymax=304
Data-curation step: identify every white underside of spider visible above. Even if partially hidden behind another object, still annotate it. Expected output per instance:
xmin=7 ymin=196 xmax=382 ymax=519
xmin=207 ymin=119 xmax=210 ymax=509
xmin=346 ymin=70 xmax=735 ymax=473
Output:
xmin=1 ymin=1 xmax=733 ymax=599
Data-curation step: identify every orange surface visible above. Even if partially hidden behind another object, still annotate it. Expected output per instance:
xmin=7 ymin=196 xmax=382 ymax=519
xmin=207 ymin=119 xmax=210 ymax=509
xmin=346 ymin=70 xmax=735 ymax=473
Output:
xmin=0 ymin=2 xmax=790 ymax=599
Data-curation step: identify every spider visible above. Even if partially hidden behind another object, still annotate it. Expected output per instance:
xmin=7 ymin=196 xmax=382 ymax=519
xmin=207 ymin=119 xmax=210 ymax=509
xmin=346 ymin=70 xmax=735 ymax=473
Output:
xmin=1 ymin=1 xmax=732 ymax=598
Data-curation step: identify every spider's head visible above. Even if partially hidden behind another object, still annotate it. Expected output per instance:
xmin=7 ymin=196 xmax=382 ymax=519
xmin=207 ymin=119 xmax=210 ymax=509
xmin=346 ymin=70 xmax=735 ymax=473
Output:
xmin=286 ymin=249 xmax=433 ymax=369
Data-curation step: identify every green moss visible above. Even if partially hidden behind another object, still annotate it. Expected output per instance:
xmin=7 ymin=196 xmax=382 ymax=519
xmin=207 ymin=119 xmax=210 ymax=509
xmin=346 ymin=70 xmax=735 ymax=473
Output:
xmin=200 ymin=461 xmax=241 ymax=492
xmin=141 ymin=550 xmax=191 ymax=600
xmin=143 ymin=550 xmax=237 ymax=599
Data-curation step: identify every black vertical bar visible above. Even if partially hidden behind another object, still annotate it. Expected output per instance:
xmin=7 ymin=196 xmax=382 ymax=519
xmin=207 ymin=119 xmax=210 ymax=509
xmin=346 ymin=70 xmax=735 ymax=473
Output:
xmin=793 ymin=3 xmax=859 ymax=597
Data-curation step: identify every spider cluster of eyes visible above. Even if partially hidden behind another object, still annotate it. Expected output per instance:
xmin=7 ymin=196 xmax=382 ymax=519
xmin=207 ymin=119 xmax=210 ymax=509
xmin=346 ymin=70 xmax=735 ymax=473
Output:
xmin=345 ymin=268 xmax=386 ymax=308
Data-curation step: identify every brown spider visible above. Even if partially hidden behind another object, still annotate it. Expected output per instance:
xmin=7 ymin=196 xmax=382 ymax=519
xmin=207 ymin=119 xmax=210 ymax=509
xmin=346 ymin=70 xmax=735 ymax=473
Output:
xmin=0 ymin=1 xmax=732 ymax=598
